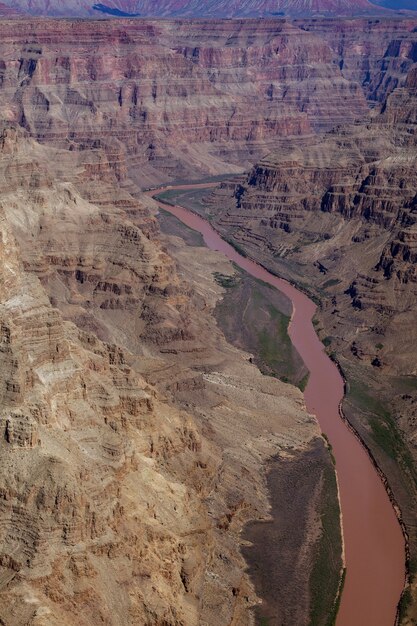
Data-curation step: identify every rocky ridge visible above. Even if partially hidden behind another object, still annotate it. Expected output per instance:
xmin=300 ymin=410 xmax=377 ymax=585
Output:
xmin=0 ymin=18 xmax=373 ymax=185
xmin=0 ymin=17 xmax=412 ymax=187
xmin=0 ymin=117 xmax=323 ymax=626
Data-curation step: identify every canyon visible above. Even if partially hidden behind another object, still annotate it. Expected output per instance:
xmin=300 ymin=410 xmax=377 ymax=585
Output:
xmin=0 ymin=13 xmax=415 ymax=626
xmin=0 ymin=97 xmax=323 ymax=626
xmin=149 ymin=182 xmax=404 ymax=626
xmin=204 ymin=17 xmax=417 ymax=624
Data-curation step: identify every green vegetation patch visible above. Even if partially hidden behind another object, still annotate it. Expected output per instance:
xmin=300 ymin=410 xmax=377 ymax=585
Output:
xmin=157 ymin=207 xmax=205 ymax=247
xmin=346 ymin=375 xmax=417 ymax=485
xmin=257 ymin=306 xmax=296 ymax=380
xmin=155 ymin=187 xmax=215 ymax=220
xmin=398 ymin=587 xmax=412 ymax=623
xmin=298 ymin=372 xmax=310 ymax=392
xmin=309 ymin=464 xmax=343 ymax=626
xmin=224 ymin=236 xmax=248 ymax=257
xmin=214 ymin=270 xmax=307 ymax=388
xmin=392 ymin=375 xmax=417 ymax=393
xmin=348 ymin=377 xmax=389 ymax=418
xmin=328 ymin=568 xmax=346 ymax=626
xmin=322 ymin=278 xmax=342 ymax=289
xmin=154 ymin=188 xmax=181 ymax=206
xmin=322 ymin=432 xmax=336 ymax=467
xmin=212 ymin=272 xmax=240 ymax=289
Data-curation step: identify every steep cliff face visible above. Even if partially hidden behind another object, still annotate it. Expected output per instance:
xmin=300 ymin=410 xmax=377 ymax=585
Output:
xmin=0 ymin=139 xmax=208 ymax=626
xmin=0 ymin=17 xmax=413 ymax=188
xmin=299 ymin=17 xmax=417 ymax=103
xmin=209 ymin=55 xmax=417 ymax=365
xmin=0 ymin=18 xmax=372 ymax=185
xmin=0 ymin=119 xmax=322 ymax=625
xmin=207 ymin=56 xmax=417 ymax=621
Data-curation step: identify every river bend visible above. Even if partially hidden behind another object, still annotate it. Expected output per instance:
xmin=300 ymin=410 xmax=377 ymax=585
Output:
xmin=148 ymin=184 xmax=405 ymax=626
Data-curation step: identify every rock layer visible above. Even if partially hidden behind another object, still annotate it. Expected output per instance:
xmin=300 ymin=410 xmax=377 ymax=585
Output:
xmin=0 ymin=14 xmax=416 ymax=625
xmin=0 ymin=18 xmax=374 ymax=184
xmin=207 ymin=42 xmax=417 ymax=623
xmin=0 ymin=113 xmax=323 ymax=625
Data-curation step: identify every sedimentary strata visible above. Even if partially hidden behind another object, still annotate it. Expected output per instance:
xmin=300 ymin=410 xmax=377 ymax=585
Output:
xmin=207 ymin=40 xmax=417 ymax=623
xmin=0 ymin=66 xmax=326 ymax=626
xmin=0 ymin=14 xmax=416 ymax=624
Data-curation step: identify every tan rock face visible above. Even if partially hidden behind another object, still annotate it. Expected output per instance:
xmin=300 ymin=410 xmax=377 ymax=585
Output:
xmin=0 ymin=73 xmax=319 ymax=626
xmin=0 ymin=204 xmax=207 ymax=625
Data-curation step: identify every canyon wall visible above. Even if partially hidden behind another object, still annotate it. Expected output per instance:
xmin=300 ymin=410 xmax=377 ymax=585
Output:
xmin=0 ymin=16 xmax=359 ymax=626
xmin=0 ymin=16 xmax=412 ymax=188
xmin=207 ymin=31 xmax=417 ymax=622
xmin=0 ymin=117 xmax=324 ymax=626
xmin=298 ymin=17 xmax=417 ymax=102
xmin=0 ymin=0 xmax=393 ymax=18
xmin=0 ymin=15 xmax=416 ymax=624
xmin=0 ymin=18 xmax=374 ymax=185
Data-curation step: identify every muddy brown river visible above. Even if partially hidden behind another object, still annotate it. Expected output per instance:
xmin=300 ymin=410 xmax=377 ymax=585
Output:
xmin=148 ymin=184 xmax=405 ymax=626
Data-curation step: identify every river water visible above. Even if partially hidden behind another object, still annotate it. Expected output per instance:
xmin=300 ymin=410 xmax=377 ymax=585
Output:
xmin=148 ymin=184 xmax=405 ymax=626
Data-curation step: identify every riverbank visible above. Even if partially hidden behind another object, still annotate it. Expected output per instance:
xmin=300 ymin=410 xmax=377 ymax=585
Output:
xmin=242 ymin=440 xmax=341 ymax=626
xmin=149 ymin=183 xmax=406 ymax=626
xmin=157 ymin=201 xmax=343 ymax=625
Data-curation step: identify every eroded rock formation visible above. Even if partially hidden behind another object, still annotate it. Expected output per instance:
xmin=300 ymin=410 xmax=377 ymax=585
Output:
xmin=0 ymin=114 xmax=326 ymax=625
xmin=0 ymin=14 xmax=416 ymax=625
xmin=207 ymin=37 xmax=417 ymax=622
xmin=0 ymin=17 xmax=375 ymax=186
xmin=0 ymin=0 xmax=393 ymax=18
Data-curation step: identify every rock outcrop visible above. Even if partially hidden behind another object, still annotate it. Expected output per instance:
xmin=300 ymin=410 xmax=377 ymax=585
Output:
xmin=208 ymin=56 xmax=417 ymax=348
xmin=207 ymin=49 xmax=417 ymax=623
xmin=0 ymin=116 xmax=323 ymax=625
xmin=298 ymin=17 xmax=417 ymax=103
xmin=0 ymin=16 xmax=412 ymax=187
xmin=0 ymin=18 xmax=374 ymax=184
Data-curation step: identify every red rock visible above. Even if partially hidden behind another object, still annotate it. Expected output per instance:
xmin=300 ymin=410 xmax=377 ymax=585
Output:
xmin=0 ymin=18 xmax=371 ymax=184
